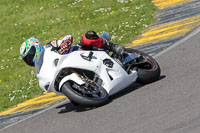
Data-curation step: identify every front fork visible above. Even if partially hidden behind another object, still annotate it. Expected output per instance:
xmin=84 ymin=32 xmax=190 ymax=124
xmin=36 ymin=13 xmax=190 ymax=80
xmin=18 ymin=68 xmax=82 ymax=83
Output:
xmin=68 ymin=68 xmax=95 ymax=86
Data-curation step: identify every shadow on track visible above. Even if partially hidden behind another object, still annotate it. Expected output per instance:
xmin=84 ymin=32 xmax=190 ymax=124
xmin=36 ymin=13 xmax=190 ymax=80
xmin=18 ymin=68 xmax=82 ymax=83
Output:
xmin=111 ymin=75 xmax=166 ymax=100
xmin=56 ymin=75 xmax=165 ymax=114
xmin=56 ymin=102 xmax=97 ymax=114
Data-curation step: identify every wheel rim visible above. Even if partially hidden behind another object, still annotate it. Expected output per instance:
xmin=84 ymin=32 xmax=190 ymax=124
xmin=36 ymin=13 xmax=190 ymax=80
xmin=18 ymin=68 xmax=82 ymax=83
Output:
xmin=67 ymin=81 xmax=106 ymax=99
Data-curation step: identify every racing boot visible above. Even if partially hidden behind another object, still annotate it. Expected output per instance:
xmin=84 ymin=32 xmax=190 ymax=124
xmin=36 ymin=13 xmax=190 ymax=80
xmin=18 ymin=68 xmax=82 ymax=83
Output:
xmin=108 ymin=42 xmax=124 ymax=56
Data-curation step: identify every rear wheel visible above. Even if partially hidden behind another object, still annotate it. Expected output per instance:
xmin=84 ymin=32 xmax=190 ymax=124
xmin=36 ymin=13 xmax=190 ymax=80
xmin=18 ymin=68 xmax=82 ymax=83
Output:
xmin=61 ymin=79 xmax=109 ymax=107
xmin=124 ymin=48 xmax=161 ymax=84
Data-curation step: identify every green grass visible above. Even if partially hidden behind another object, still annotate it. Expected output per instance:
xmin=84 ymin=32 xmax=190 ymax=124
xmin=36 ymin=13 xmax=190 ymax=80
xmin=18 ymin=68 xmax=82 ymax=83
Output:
xmin=0 ymin=0 xmax=157 ymax=112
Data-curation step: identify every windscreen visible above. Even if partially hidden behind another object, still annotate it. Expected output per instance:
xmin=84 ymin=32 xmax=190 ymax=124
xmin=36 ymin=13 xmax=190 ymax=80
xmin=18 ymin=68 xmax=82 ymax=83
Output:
xmin=35 ymin=50 xmax=45 ymax=73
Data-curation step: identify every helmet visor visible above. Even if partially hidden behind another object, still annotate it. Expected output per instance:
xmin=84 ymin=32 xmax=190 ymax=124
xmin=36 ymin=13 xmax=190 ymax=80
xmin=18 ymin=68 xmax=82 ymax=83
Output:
xmin=22 ymin=46 xmax=36 ymax=66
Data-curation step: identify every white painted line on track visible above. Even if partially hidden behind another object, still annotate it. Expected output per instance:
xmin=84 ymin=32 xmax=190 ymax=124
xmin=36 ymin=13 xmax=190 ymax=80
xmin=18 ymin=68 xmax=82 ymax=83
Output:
xmin=0 ymin=99 xmax=69 ymax=131
xmin=154 ymin=26 xmax=200 ymax=58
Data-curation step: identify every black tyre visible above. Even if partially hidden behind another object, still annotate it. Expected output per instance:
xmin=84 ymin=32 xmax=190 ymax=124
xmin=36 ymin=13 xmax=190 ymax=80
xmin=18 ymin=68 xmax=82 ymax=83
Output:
xmin=61 ymin=80 xmax=109 ymax=107
xmin=124 ymin=48 xmax=161 ymax=84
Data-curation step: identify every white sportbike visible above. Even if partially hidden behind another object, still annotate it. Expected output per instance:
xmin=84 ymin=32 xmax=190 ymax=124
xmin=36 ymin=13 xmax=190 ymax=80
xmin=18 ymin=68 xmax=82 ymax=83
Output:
xmin=36 ymin=40 xmax=160 ymax=107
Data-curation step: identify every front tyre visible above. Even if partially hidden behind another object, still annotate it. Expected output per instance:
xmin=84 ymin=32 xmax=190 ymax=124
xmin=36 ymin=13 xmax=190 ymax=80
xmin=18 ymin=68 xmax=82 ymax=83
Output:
xmin=61 ymin=80 xmax=109 ymax=107
xmin=125 ymin=48 xmax=161 ymax=84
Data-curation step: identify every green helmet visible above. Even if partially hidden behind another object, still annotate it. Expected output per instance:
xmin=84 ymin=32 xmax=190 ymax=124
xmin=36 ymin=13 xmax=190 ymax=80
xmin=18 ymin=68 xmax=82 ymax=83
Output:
xmin=20 ymin=37 xmax=44 ymax=66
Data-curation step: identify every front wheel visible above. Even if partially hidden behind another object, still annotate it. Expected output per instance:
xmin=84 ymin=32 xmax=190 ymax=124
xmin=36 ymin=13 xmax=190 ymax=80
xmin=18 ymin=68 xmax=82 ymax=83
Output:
xmin=124 ymin=48 xmax=161 ymax=84
xmin=61 ymin=80 xmax=109 ymax=107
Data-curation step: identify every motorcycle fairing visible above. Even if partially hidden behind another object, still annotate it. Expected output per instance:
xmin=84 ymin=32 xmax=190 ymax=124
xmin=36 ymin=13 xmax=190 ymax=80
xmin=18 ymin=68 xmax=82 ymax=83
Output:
xmin=38 ymin=48 xmax=138 ymax=96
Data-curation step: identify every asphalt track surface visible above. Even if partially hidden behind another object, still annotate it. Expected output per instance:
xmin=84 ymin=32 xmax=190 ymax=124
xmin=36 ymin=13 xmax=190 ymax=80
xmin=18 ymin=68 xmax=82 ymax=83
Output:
xmin=2 ymin=0 xmax=200 ymax=126
xmin=1 ymin=26 xmax=200 ymax=133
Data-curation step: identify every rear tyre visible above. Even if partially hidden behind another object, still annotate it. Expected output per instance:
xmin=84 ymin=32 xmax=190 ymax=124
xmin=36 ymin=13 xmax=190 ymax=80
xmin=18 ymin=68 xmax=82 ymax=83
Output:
xmin=61 ymin=80 xmax=109 ymax=107
xmin=124 ymin=48 xmax=161 ymax=84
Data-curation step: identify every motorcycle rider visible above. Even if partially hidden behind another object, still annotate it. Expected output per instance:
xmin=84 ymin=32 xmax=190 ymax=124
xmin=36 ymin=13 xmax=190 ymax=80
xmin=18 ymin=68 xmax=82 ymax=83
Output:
xmin=20 ymin=31 xmax=124 ymax=66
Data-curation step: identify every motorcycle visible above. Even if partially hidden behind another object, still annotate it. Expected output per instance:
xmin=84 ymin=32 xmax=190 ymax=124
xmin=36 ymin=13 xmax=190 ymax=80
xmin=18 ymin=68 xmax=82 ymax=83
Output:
xmin=35 ymin=33 xmax=161 ymax=107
